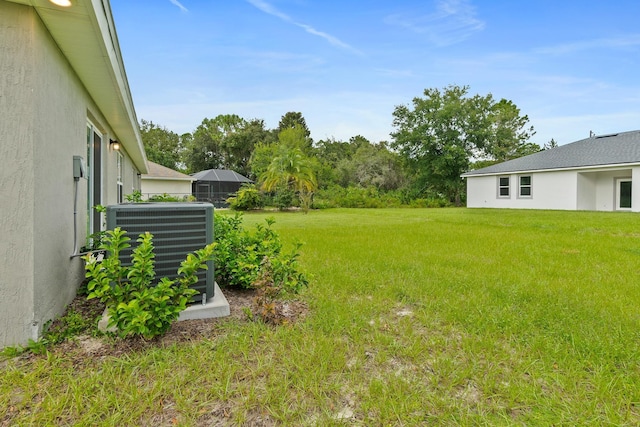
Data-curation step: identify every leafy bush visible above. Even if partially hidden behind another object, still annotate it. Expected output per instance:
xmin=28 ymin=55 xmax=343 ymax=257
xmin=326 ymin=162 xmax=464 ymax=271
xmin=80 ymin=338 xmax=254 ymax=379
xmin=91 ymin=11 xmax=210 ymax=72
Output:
xmin=314 ymin=186 xmax=402 ymax=208
xmin=409 ymin=197 xmax=451 ymax=208
xmin=125 ymin=190 xmax=143 ymax=203
xmin=251 ymin=255 xmax=308 ymax=325
xmin=227 ymin=183 xmax=264 ymax=210
xmin=80 ymin=204 xmax=107 ymax=252
xmin=147 ymin=193 xmax=193 ymax=202
xmin=83 ymin=227 xmax=215 ymax=339
xmin=214 ymin=213 xmax=308 ymax=293
xmin=273 ymin=187 xmax=296 ymax=210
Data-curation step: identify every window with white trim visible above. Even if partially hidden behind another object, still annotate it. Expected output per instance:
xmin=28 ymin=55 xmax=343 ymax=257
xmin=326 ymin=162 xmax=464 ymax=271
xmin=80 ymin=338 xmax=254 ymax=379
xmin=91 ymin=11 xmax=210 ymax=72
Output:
xmin=117 ymin=152 xmax=124 ymax=203
xmin=518 ymin=175 xmax=532 ymax=198
xmin=497 ymin=176 xmax=510 ymax=198
xmin=616 ymin=178 xmax=632 ymax=210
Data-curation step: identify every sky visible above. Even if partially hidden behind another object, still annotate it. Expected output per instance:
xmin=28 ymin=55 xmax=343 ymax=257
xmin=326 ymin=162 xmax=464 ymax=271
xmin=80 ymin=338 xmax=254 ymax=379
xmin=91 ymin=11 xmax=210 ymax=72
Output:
xmin=111 ymin=0 xmax=640 ymax=148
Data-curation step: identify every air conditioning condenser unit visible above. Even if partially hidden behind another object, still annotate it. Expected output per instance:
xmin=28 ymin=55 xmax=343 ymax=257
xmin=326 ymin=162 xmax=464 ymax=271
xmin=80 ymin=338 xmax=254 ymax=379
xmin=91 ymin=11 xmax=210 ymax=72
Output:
xmin=106 ymin=202 xmax=214 ymax=303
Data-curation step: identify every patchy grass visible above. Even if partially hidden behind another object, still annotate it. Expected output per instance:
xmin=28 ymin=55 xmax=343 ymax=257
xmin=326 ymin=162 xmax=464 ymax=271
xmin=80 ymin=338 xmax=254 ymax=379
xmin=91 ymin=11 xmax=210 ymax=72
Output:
xmin=2 ymin=208 xmax=640 ymax=425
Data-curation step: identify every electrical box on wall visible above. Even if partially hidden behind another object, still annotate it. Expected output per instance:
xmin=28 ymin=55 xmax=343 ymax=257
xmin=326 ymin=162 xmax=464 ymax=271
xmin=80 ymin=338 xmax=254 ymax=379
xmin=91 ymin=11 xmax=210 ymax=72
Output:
xmin=73 ymin=155 xmax=86 ymax=179
xmin=106 ymin=202 xmax=215 ymax=302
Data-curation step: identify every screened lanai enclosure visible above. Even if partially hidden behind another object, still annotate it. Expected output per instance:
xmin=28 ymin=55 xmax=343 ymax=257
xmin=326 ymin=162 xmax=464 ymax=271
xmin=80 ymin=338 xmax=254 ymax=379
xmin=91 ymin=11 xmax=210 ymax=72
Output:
xmin=191 ymin=169 xmax=252 ymax=208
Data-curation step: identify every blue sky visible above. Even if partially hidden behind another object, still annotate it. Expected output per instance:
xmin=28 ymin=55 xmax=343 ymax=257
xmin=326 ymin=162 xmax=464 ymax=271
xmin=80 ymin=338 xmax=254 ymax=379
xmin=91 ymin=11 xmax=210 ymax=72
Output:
xmin=111 ymin=0 xmax=640 ymax=147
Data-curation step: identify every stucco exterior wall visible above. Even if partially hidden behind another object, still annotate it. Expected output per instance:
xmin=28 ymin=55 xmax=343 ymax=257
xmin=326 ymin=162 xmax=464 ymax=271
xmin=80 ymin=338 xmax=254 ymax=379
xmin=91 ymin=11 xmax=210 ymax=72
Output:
xmin=593 ymin=170 xmax=624 ymax=211
xmin=467 ymin=166 xmax=639 ymax=212
xmin=141 ymin=179 xmax=193 ymax=199
xmin=0 ymin=2 xmax=37 ymax=347
xmin=576 ymin=172 xmax=597 ymax=210
xmin=632 ymin=167 xmax=640 ymax=213
xmin=0 ymin=2 xmax=142 ymax=347
xmin=466 ymin=170 xmax=578 ymax=210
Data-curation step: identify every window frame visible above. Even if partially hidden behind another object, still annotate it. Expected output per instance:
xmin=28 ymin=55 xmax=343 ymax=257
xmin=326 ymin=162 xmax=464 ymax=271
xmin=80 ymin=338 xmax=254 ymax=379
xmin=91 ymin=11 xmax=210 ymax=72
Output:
xmin=518 ymin=175 xmax=532 ymax=198
xmin=86 ymin=121 xmax=103 ymax=236
xmin=497 ymin=176 xmax=511 ymax=198
xmin=616 ymin=177 xmax=632 ymax=211
xmin=116 ymin=151 xmax=124 ymax=204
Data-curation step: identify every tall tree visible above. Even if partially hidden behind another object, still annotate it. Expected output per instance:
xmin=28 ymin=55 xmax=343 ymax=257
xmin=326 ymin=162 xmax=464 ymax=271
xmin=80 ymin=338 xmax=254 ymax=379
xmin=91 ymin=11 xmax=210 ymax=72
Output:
xmin=349 ymin=142 xmax=405 ymax=191
xmin=485 ymin=99 xmax=538 ymax=161
xmin=260 ymin=127 xmax=318 ymax=212
xmin=139 ymin=119 xmax=183 ymax=170
xmin=391 ymin=85 xmax=535 ymax=205
xmin=277 ymin=112 xmax=312 ymax=150
xmin=183 ymin=115 xmax=270 ymax=175
xmin=221 ymin=119 xmax=272 ymax=177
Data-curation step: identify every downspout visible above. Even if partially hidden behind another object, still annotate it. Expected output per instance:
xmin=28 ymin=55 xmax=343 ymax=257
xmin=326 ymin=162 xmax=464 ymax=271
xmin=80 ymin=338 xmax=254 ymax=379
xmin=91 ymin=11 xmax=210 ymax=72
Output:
xmin=72 ymin=176 xmax=80 ymax=256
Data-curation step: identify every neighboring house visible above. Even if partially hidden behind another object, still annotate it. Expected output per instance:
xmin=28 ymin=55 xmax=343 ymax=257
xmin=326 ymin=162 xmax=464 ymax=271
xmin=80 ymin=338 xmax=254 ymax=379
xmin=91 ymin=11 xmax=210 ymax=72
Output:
xmin=462 ymin=130 xmax=640 ymax=212
xmin=0 ymin=0 xmax=147 ymax=347
xmin=141 ymin=161 xmax=194 ymax=200
xmin=192 ymin=169 xmax=252 ymax=207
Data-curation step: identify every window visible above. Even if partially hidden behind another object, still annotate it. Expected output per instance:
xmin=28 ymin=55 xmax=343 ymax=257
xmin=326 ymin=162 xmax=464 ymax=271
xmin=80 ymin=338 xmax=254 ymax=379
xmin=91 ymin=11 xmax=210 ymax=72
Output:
xmin=519 ymin=175 xmax=532 ymax=197
xmin=616 ymin=178 xmax=632 ymax=210
xmin=117 ymin=152 xmax=123 ymax=203
xmin=87 ymin=122 xmax=103 ymax=235
xmin=497 ymin=176 xmax=510 ymax=198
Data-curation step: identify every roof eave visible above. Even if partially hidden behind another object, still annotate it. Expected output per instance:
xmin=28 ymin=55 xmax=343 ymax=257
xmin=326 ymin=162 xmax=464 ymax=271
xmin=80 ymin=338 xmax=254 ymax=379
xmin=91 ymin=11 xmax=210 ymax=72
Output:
xmin=142 ymin=176 xmax=195 ymax=182
xmin=9 ymin=0 xmax=148 ymax=173
xmin=462 ymin=161 xmax=640 ymax=178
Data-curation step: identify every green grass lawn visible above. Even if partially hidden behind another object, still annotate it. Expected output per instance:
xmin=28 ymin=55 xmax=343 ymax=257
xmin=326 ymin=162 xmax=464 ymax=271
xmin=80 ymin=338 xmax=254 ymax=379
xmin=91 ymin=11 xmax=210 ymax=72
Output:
xmin=2 ymin=208 xmax=640 ymax=425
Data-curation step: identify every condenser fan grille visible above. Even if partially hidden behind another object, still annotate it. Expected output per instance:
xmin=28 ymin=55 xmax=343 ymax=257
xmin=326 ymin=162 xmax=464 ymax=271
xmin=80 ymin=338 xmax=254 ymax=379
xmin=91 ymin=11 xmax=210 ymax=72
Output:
xmin=106 ymin=203 xmax=214 ymax=302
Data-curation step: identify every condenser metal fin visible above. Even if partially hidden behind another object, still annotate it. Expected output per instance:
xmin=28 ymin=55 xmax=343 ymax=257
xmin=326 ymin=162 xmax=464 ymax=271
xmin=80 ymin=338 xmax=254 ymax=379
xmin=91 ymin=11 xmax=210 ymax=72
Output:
xmin=106 ymin=202 xmax=215 ymax=303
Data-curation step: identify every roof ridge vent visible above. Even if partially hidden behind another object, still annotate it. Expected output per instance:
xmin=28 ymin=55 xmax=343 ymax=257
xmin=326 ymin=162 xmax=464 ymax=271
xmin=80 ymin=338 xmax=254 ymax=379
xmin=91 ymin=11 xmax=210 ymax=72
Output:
xmin=595 ymin=133 xmax=618 ymax=139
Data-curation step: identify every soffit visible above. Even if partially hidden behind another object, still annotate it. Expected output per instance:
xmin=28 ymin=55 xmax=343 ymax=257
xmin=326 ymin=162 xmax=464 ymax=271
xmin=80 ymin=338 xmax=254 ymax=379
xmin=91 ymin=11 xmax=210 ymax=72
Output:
xmin=7 ymin=0 xmax=148 ymax=173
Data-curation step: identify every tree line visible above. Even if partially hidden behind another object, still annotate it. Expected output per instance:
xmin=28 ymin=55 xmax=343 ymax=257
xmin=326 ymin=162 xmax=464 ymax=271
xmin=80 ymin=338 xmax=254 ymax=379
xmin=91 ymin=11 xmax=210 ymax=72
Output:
xmin=141 ymin=85 xmax=549 ymax=207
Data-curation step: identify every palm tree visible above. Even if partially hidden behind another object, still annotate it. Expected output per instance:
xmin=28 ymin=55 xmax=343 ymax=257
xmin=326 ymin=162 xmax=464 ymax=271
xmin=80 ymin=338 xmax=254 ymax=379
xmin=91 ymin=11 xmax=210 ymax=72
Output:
xmin=260 ymin=144 xmax=317 ymax=212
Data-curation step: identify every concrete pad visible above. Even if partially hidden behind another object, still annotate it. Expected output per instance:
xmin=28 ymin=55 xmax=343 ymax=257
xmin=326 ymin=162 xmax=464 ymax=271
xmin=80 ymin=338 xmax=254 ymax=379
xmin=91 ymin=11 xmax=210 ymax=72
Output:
xmin=98 ymin=282 xmax=230 ymax=332
xmin=178 ymin=282 xmax=230 ymax=321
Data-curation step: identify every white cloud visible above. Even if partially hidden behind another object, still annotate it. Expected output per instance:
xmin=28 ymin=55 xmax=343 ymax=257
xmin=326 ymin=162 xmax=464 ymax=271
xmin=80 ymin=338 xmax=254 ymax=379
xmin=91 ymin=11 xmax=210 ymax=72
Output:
xmin=168 ymin=0 xmax=188 ymax=13
xmin=385 ymin=0 xmax=485 ymax=46
xmin=534 ymin=34 xmax=640 ymax=55
xmin=245 ymin=0 xmax=361 ymax=54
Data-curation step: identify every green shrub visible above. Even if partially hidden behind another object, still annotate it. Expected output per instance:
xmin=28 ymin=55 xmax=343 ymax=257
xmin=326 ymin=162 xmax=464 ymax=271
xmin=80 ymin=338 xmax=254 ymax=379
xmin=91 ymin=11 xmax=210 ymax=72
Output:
xmin=409 ymin=197 xmax=451 ymax=208
xmin=214 ymin=213 xmax=308 ymax=292
xmin=148 ymin=193 xmax=184 ymax=202
xmin=250 ymin=253 xmax=308 ymax=325
xmin=274 ymin=187 xmax=296 ymax=210
xmin=83 ymin=227 xmax=214 ymax=339
xmin=125 ymin=190 xmax=143 ymax=203
xmin=314 ymin=186 xmax=402 ymax=208
xmin=227 ymin=183 xmax=264 ymax=210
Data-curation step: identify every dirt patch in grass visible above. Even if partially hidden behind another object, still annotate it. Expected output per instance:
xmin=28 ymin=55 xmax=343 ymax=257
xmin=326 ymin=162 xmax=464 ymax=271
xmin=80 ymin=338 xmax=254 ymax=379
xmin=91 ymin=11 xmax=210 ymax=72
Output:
xmin=41 ymin=287 xmax=308 ymax=362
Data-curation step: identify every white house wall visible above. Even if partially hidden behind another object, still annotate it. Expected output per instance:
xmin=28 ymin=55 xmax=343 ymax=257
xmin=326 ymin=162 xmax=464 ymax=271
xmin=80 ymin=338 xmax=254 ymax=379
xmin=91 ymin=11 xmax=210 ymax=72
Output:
xmin=633 ymin=167 xmax=640 ymax=213
xmin=141 ymin=179 xmax=193 ymax=199
xmin=576 ymin=172 xmax=597 ymax=210
xmin=0 ymin=2 xmax=37 ymax=348
xmin=466 ymin=170 xmax=578 ymax=210
xmin=468 ymin=166 xmax=640 ymax=212
xmin=0 ymin=2 xmax=141 ymax=347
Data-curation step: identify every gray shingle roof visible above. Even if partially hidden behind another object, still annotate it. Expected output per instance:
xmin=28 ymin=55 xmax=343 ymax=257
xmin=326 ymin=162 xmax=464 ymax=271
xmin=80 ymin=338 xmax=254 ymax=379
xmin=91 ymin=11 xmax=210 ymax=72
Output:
xmin=190 ymin=169 xmax=252 ymax=183
xmin=463 ymin=130 xmax=640 ymax=176
xmin=143 ymin=161 xmax=193 ymax=180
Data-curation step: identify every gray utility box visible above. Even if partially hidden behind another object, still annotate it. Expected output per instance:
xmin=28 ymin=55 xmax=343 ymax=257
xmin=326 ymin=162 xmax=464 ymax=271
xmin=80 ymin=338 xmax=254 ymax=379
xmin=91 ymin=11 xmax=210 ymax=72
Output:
xmin=106 ymin=202 xmax=214 ymax=303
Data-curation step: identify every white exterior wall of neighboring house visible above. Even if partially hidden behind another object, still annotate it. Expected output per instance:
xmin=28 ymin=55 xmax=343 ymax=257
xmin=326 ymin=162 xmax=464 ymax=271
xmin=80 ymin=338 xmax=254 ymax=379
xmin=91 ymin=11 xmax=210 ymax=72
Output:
xmin=0 ymin=1 xmax=146 ymax=347
xmin=141 ymin=179 xmax=193 ymax=199
xmin=141 ymin=162 xmax=194 ymax=199
xmin=466 ymin=170 xmax=578 ymax=210
xmin=577 ymin=169 xmax=629 ymax=211
xmin=464 ymin=131 xmax=640 ymax=213
xmin=467 ymin=166 xmax=640 ymax=212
